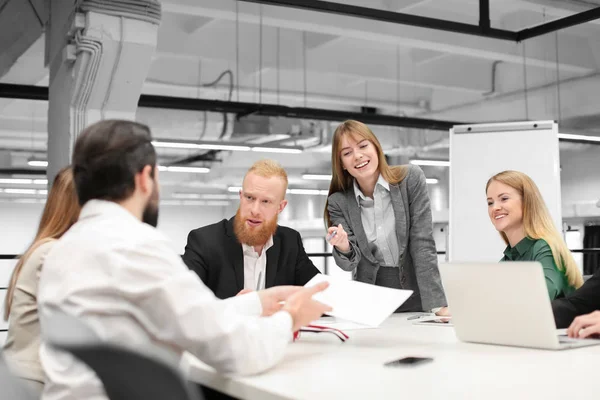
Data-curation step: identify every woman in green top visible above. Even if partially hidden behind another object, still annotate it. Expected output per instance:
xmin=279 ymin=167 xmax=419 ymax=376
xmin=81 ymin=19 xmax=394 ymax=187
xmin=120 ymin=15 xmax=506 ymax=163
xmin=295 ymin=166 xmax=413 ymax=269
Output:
xmin=486 ymin=170 xmax=583 ymax=299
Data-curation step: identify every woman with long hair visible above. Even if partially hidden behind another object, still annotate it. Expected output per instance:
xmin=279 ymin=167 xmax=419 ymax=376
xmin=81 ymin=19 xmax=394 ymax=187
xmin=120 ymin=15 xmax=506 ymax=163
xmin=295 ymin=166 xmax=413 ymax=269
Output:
xmin=486 ymin=170 xmax=583 ymax=299
xmin=324 ymin=120 xmax=447 ymax=314
xmin=2 ymin=166 xmax=80 ymax=394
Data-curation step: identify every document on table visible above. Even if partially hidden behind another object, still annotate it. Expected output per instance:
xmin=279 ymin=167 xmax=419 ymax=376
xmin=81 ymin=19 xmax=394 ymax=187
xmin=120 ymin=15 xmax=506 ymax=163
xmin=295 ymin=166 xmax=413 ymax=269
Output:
xmin=305 ymin=274 xmax=413 ymax=327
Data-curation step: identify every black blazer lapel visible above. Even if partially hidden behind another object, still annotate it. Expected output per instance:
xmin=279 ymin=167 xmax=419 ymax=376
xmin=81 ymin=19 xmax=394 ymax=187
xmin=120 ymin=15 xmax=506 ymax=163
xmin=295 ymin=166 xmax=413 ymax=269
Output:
xmin=345 ymin=189 xmax=377 ymax=264
xmin=265 ymin=231 xmax=281 ymax=288
xmin=226 ymin=217 xmax=245 ymax=292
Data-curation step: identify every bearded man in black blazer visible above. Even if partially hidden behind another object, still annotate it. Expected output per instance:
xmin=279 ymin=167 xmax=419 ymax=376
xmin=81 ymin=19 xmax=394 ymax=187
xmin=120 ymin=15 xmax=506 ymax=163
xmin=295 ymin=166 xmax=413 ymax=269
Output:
xmin=183 ymin=159 xmax=320 ymax=299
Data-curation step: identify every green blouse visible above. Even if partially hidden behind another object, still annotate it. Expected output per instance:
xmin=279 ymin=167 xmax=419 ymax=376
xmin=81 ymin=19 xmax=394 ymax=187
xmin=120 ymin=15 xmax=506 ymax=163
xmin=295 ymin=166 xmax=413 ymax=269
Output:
xmin=501 ymin=237 xmax=575 ymax=300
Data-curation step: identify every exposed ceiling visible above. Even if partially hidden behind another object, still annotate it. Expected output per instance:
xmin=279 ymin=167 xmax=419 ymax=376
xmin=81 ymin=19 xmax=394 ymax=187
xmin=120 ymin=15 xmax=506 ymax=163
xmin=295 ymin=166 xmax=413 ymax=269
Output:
xmin=1 ymin=0 xmax=600 ymax=206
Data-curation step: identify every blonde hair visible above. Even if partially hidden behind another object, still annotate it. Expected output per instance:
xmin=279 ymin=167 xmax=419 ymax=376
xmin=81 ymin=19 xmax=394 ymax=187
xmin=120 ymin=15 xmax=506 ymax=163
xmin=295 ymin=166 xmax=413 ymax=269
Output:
xmin=4 ymin=167 xmax=81 ymax=320
xmin=486 ymin=170 xmax=583 ymax=289
xmin=244 ymin=159 xmax=288 ymax=196
xmin=324 ymin=120 xmax=408 ymax=227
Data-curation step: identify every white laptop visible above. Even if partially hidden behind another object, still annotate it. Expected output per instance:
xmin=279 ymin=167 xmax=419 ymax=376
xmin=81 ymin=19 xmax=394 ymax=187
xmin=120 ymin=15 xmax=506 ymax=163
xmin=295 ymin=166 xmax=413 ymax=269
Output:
xmin=439 ymin=262 xmax=600 ymax=350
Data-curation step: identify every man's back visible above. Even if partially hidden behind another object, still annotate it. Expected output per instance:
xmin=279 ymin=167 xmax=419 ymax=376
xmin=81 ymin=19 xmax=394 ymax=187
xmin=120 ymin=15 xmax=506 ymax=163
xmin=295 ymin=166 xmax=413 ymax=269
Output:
xmin=38 ymin=200 xmax=293 ymax=400
xmin=38 ymin=200 xmax=188 ymax=399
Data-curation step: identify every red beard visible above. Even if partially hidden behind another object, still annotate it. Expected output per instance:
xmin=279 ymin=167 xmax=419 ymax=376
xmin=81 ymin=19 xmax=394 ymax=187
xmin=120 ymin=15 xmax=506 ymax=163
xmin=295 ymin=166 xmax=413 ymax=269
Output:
xmin=233 ymin=207 xmax=279 ymax=246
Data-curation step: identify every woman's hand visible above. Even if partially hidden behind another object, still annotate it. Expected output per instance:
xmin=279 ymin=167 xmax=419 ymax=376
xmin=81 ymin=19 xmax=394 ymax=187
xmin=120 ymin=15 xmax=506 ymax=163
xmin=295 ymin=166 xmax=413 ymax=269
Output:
xmin=327 ymin=224 xmax=350 ymax=253
xmin=435 ymin=307 xmax=451 ymax=317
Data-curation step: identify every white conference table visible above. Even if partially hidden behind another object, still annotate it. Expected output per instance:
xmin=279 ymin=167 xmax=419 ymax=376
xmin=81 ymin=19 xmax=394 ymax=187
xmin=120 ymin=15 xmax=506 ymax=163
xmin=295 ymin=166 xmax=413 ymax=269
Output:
xmin=181 ymin=314 xmax=600 ymax=400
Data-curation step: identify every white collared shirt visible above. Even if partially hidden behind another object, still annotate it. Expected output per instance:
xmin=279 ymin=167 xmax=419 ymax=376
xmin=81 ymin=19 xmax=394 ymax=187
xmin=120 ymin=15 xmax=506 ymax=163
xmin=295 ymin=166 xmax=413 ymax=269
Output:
xmin=38 ymin=200 xmax=292 ymax=400
xmin=354 ymin=175 xmax=400 ymax=267
xmin=242 ymin=236 xmax=273 ymax=291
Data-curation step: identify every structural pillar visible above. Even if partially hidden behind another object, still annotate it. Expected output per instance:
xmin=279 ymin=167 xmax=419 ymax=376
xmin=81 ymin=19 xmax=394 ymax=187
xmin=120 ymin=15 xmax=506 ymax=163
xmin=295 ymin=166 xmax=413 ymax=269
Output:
xmin=46 ymin=0 xmax=161 ymax=182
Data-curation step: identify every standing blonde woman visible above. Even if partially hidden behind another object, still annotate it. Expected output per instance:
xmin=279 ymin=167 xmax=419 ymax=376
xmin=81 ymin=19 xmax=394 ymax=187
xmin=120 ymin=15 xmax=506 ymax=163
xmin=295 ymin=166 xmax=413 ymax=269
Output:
xmin=2 ymin=167 xmax=80 ymax=394
xmin=486 ymin=170 xmax=583 ymax=299
xmin=324 ymin=120 xmax=448 ymax=314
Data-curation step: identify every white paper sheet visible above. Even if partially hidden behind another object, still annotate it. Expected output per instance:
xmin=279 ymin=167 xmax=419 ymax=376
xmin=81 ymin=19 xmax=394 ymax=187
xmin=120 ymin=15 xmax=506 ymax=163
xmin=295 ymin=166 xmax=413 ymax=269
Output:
xmin=305 ymin=274 xmax=413 ymax=327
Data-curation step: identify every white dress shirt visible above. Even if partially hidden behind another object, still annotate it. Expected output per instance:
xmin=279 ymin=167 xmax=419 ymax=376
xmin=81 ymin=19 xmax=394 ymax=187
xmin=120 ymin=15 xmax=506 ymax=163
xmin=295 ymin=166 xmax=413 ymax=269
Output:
xmin=38 ymin=200 xmax=292 ymax=400
xmin=242 ymin=237 xmax=273 ymax=291
xmin=354 ymin=176 xmax=400 ymax=267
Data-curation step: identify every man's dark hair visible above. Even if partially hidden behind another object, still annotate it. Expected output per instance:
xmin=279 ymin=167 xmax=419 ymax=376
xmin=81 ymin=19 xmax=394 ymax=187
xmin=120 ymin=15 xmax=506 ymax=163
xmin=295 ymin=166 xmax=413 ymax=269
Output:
xmin=72 ymin=120 xmax=157 ymax=205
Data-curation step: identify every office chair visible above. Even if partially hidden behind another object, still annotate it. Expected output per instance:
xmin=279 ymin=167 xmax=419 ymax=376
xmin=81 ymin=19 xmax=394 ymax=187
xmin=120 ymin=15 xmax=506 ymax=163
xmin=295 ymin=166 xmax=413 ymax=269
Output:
xmin=58 ymin=343 xmax=203 ymax=400
xmin=0 ymin=352 xmax=38 ymax=400
xmin=42 ymin=309 xmax=203 ymax=400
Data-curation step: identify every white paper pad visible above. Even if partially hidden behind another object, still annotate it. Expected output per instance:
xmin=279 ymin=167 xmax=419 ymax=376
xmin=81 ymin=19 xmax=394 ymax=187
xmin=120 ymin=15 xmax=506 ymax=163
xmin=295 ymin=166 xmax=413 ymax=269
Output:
xmin=305 ymin=274 xmax=413 ymax=327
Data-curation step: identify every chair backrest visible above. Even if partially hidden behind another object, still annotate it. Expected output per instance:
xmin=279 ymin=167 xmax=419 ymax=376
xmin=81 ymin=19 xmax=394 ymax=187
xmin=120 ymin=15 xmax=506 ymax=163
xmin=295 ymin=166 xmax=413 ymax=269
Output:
xmin=0 ymin=352 xmax=38 ymax=400
xmin=42 ymin=309 xmax=202 ymax=400
xmin=57 ymin=343 xmax=203 ymax=400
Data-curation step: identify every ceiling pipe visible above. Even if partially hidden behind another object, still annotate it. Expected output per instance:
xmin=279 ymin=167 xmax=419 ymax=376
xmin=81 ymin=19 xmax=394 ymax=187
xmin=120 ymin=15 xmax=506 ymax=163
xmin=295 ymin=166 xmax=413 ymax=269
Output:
xmin=238 ymin=0 xmax=600 ymax=42
xmin=0 ymin=83 xmax=464 ymax=130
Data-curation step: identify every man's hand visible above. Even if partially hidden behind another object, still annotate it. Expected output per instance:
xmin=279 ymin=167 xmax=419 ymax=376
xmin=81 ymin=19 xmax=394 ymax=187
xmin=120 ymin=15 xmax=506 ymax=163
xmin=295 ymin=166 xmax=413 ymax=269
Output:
xmin=283 ymin=282 xmax=332 ymax=332
xmin=257 ymin=286 xmax=302 ymax=317
xmin=567 ymin=310 xmax=600 ymax=338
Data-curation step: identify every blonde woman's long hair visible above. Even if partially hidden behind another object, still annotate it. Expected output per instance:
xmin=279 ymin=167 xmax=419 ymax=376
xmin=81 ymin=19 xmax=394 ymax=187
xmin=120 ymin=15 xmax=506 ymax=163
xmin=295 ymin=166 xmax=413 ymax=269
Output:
xmin=486 ymin=170 xmax=583 ymax=289
xmin=3 ymin=167 xmax=81 ymax=320
xmin=324 ymin=120 xmax=408 ymax=228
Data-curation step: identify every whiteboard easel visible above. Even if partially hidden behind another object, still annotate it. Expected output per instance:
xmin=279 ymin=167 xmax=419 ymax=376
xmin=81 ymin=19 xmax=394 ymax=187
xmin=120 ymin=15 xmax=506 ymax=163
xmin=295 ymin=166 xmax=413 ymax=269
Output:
xmin=449 ymin=121 xmax=562 ymax=262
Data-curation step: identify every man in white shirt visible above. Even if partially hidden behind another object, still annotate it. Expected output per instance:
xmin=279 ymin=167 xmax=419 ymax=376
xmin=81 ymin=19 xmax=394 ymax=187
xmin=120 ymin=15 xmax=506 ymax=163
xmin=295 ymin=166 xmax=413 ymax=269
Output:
xmin=183 ymin=159 xmax=320 ymax=299
xmin=38 ymin=120 xmax=330 ymax=400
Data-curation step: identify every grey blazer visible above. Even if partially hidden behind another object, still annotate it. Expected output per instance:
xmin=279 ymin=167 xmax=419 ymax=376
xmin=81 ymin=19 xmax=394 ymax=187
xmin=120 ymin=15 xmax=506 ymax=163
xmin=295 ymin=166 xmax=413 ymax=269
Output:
xmin=327 ymin=164 xmax=447 ymax=312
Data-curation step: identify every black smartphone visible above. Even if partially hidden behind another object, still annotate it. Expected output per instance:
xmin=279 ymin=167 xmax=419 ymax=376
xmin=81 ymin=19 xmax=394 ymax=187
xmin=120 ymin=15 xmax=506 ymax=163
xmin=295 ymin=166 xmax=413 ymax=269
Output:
xmin=384 ymin=357 xmax=433 ymax=367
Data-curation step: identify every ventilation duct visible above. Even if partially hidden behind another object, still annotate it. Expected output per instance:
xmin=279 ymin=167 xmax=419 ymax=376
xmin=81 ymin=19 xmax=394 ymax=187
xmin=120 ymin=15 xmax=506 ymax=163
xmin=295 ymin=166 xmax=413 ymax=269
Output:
xmin=80 ymin=0 xmax=161 ymax=24
xmin=231 ymin=115 xmax=325 ymax=146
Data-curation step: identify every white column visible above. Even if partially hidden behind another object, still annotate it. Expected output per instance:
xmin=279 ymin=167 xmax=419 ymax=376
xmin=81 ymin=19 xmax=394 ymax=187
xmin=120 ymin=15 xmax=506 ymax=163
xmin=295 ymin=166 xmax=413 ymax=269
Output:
xmin=46 ymin=0 xmax=160 ymax=182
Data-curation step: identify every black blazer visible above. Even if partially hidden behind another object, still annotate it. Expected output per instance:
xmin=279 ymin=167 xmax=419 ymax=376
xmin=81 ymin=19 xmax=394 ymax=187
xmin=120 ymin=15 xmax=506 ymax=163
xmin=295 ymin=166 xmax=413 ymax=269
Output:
xmin=182 ymin=217 xmax=320 ymax=299
xmin=552 ymin=269 xmax=600 ymax=328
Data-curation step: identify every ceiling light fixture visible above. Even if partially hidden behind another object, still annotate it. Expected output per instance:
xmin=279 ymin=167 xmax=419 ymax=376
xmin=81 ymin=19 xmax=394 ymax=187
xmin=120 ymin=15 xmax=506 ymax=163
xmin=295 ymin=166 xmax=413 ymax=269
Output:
xmin=157 ymin=166 xmax=210 ymax=174
xmin=228 ymin=186 xmax=327 ymax=196
xmin=160 ymin=200 xmax=231 ymax=207
xmin=171 ymin=193 xmax=239 ymax=200
xmin=426 ymin=178 xmax=439 ymax=184
xmin=0 ymin=178 xmax=33 ymax=185
xmin=3 ymin=188 xmax=38 ymax=195
xmin=27 ymin=160 xmax=48 ymax=167
xmin=202 ymin=194 xmax=239 ymax=200
xmin=302 ymin=174 xmax=332 ymax=181
xmin=171 ymin=193 xmax=202 ymax=199
xmin=152 ymin=139 xmax=303 ymax=154
xmin=557 ymin=133 xmax=600 ymax=143
xmin=0 ymin=178 xmax=47 ymax=185
xmin=152 ymin=140 xmax=251 ymax=152
xmin=251 ymin=146 xmax=303 ymax=154
xmin=287 ymin=189 xmax=329 ymax=196
xmin=410 ymin=159 xmax=450 ymax=167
